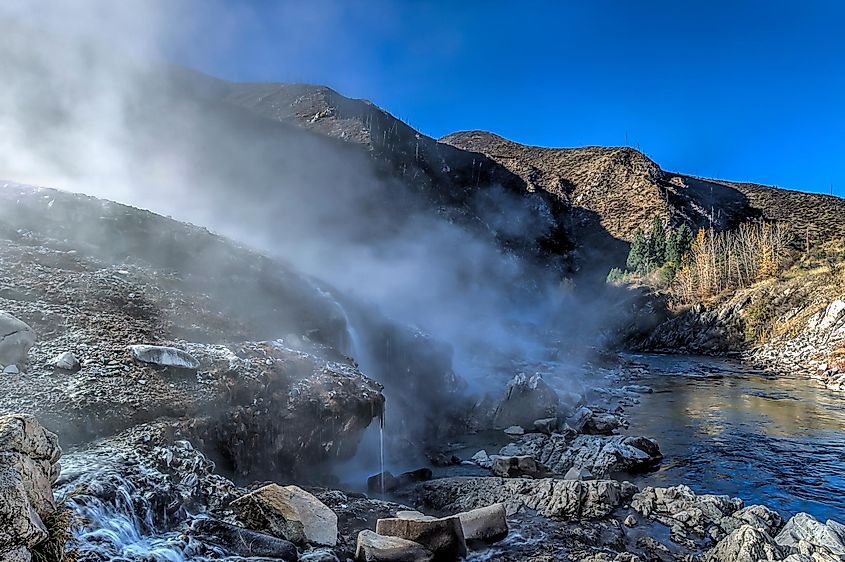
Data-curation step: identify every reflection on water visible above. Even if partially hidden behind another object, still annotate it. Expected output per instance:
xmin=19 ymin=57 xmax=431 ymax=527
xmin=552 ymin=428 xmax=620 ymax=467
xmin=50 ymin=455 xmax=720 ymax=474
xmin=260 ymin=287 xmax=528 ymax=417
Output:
xmin=623 ymin=353 xmax=845 ymax=522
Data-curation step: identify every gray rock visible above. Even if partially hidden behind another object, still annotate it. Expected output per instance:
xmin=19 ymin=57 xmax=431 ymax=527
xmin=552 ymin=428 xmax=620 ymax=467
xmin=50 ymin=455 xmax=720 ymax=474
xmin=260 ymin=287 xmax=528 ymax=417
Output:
xmin=457 ymin=503 xmax=508 ymax=543
xmin=48 ymin=351 xmax=81 ymax=372
xmin=633 ymin=485 xmax=743 ymax=542
xmin=703 ymin=524 xmax=783 ymax=562
xmin=355 ymin=530 xmax=434 ymax=562
xmin=622 ymin=384 xmax=654 ymax=394
xmin=301 ymin=548 xmax=341 ymax=562
xmin=376 ymin=514 xmax=467 ymax=560
xmin=719 ymin=504 xmax=784 ymax=537
xmin=470 ymin=450 xmax=493 ymax=469
xmin=231 ymin=483 xmax=338 ymax=546
xmin=3 ymin=364 xmax=19 ymax=374
xmin=563 ymin=466 xmax=594 ymax=481
xmin=567 ymin=406 xmax=594 ymax=433
xmin=128 ymin=344 xmax=200 ymax=369
xmin=0 ymin=312 xmax=35 ymax=370
xmin=503 ymin=425 xmax=525 ymax=436
xmin=583 ymin=412 xmax=625 ymax=435
xmin=493 ymin=373 xmax=560 ymax=428
xmin=491 ymin=455 xmax=547 ymax=478
xmin=190 ymin=519 xmax=298 ymax=561
xmin=533 ymin=417 xmax=559 ymax=435
xmin=624 ymin=514 xmax=637 ymax=527
xmin=775 ymin=513 xmax=845 ymax=555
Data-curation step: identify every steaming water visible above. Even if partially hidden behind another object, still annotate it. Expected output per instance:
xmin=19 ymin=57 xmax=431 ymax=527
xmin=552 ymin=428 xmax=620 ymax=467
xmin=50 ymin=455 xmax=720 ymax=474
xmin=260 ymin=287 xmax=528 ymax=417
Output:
xmin=622 ymin=353 xmax=845 ymax=522
xmin=379 ymin=416 xmax=386 ymax=497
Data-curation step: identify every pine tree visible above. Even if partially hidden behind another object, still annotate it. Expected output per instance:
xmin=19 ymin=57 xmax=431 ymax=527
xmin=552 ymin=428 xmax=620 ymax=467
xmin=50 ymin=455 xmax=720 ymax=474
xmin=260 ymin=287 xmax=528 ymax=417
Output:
xmin=647 ymin=215 xmax=667 ymax=268
xmin=626 ymin=228 xmax=649 ymax=273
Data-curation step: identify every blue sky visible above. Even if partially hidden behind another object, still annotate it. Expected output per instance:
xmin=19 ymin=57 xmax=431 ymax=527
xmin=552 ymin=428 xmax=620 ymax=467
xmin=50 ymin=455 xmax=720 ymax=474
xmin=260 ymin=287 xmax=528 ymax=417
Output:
xmin=167 ymin=0 xmax=844 ymax=195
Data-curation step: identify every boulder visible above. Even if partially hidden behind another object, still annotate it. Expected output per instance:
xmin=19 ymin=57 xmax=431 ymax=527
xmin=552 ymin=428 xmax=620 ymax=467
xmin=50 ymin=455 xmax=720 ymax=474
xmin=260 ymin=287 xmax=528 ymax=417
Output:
xmin=703 ymin=524 xmax=783 ymax=562
xmin=775 ymin=513 xmax=845 ymax=555
xmin=633 ymin=485 xmax=743 ymax=544
xmin=375 ymin=514 xmax=467 ymax=560
xmin=0 ymin=312 xmax=35 ymax=369
xmin=190 ymin=519 xmax=298 ymax=561
xmin=231 ymin=483 xmax=338 ymax=546
xmin=563 ymin=466 xmax=594 ymax=481
xmin=493 ymin=374 xmax=560 ymax=428
xmin=368 ymin=471 xmax=400 ymax=494
xmin=567 ymin=406 xmax=593 ymax=433
xmin=355 ymin=530 xmax=434 ymax=562
xmin=583 ymin=412 xmax=625 ymax=435
xmin=301 ymin=548 xmax=341 ymax=562
xmin=128 ymin=344 xmax=200 ymax=369
xmin=3 ymin=364 xmax=20 ymax=374
xmin=491 ymin=455 xmax=547 ymax=478
xmin=719 ymin=504 xmax=784 ymax=537
xmin=470 ymin=450 xmax=493 ymax=469
xmin=48 ymin=351 xmax=81 ymax=372
xmin=0 ymin=415 xmax=62 ymax=561
xmin=503 ymin=425 xmax=525 ymax=436
xmin=533 ymin=417 xmax=559 ymax=435
xmin=457 ymin=503 xmax=508 ymax=543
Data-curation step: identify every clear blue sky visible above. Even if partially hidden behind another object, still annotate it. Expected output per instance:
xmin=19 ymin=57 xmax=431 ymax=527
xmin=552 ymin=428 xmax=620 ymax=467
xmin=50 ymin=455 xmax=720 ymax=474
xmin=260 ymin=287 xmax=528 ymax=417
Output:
xmin=166 ymin=0 xmax=844 ymax=195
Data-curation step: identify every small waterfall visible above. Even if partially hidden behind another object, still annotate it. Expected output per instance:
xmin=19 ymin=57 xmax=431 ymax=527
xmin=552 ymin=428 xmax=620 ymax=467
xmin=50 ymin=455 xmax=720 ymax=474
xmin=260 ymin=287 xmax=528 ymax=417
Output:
xmin=379 ymin=409 xmax=386 ymax=497
xmin=306 ymin=279 xmax=371 ymax=370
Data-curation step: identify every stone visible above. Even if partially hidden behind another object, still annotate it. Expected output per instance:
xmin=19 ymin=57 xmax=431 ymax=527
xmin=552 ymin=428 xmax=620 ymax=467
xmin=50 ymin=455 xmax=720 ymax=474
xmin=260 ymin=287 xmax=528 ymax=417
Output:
xmin=128 ymin=344 xmax=200 ymax=369
xmin=583 ymin=412 xmax=624 ymax=435
xmin=48 ymin=351 xmax=81 ymax=372
xmin=633 ymin=485 xmax=743 ymax=540
xmin=775 ymin=513 xmax=845 ymax=555
xmin=624 ymin=514 xmax=637 ymax=527
xmin=533 ymin=417 xmax=559 ymax=435
xmin=231 ymin=483 xmax=338 ymax=546
xmin=491 ymin=455 xmax=547 ymax=478
xmin=190 ymin=519 xmax=298 ymax=561
xmin=375 ymin=514 xmax=467 ymax=560
xmin=703 ymin=524 xmax=783 ymax=562
xmin=398 ymin=468 xmax=433 ymax=486
xmin=470 ymin=450 xmax=493 ymax=469
xmin=622 ymin=384 xmax=654 ymax=394
xmin=503 ymin=425 xmax=525 ymax=436
xmin=563 ymin=466 xmax=594 ymax=481
xmin=719 ymin=504 xmax=784 ymax=537
xmin=493 ymin=373 xmax=560 ymax=428
xmin=368 ymin=471 xmax=400 ymax=494
xmin=4 ymin=364 xmax=19 ymax=374
xmin=355 ymin=530 xmax=434 ymax=562
xmin=567 ymin=406 xmax=594 ymax=433
xmin=457 ymin=503 xmax=508 ymax=543
xmin=0 ymin=312 xmax=35 ymax=369
xmin=301 ymin=548 xmax=341 ymax=562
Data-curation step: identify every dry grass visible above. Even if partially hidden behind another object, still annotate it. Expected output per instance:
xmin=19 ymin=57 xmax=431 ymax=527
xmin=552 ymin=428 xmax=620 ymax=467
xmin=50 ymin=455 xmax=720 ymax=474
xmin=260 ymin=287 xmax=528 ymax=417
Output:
xmin=31 ymin=505 xmax=81 ymax=562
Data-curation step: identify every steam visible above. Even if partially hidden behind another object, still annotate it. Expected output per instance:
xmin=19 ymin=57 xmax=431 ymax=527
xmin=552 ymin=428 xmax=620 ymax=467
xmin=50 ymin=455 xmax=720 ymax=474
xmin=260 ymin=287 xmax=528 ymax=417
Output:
xmin=0 ymin=1 xmax=616 ymax=446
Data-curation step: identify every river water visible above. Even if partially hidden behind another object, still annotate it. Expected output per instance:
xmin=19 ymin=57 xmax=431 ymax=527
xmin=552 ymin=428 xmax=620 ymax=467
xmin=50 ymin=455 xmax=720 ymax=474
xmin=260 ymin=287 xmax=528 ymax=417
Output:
xmin=622 ymin=353 xmax=845 ymax=522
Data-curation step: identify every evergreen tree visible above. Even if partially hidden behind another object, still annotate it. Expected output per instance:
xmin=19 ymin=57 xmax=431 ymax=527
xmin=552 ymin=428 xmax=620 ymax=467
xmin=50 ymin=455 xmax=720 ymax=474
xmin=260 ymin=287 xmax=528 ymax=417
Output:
xmin=626 ymin=228 xmax=649 ymax=273
xmin=647 ymin=215 xmax=667 ymax=267
xmin=666 ymin=224 xmax=693 ymax=268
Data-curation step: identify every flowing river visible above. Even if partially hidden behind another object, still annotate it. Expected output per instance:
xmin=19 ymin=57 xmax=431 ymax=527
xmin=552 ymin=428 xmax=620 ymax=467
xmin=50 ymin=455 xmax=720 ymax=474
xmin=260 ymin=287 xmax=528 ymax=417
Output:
xmin=622 ymin=353 xmax=845 ymax=522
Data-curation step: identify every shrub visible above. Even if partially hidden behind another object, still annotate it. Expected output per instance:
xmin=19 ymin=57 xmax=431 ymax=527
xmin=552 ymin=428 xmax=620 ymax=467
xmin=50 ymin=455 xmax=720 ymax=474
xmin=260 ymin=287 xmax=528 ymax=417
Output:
xmin=31 ymin=505 xmax=80 ymax=562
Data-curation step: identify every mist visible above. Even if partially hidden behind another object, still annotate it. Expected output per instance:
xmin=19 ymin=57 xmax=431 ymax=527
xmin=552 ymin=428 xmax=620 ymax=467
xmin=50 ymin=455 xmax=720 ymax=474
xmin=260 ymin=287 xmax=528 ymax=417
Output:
xmin=0 ymin=1 xmax=620 ymax=452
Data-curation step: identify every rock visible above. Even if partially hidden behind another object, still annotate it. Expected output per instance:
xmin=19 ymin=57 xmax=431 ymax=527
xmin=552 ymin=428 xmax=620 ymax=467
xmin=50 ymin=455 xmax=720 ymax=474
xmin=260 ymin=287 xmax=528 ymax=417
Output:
xmin=775 ymin=513 xmax=845 ymax=555
xmin=368 ymin=471 xmax=400 ymax=494
xmin=48 ymin=351 xmax=81 ymax=372
xmin=0 ymin=414 xmax=62 ymax=559
xmin=376 ymin=514 xmax=467 ymax=560
xmin=703 ymin=524 xmax=783 ymax=562
xmin=719 ymin=504 xmax=784 ymax=537
xmin=355 ymin=529 xmax=434 ymax=562
xmin=301 ymin=548 xmax=341 ymax=562
xmin=624 ymin=514 xmax=637 ymax=527
xmin=633 ymin=485 xmax=743 ymax=543
xmin=190 ymin=519 xmax=298 ymax=561
xmin=231 ymin=483 xmax=339 ymax=546
xmin=127 ymin=344 xmax=201 ymax=369
xmin=398 ymin=468 xmax=434 ymax=486
xmin=533 ymin=417 xmax=559 ymax=435
xmin=3 ymin=364 xmax=19 ymax=374
xmin=491 ymin=455 xmax=547 ymax=478
xmin=567 ymin=406 xmax=594 ymax=433
xmin=417 ymin=476 xmax=637 ymax=521
xmin=503 ymin=425 xmax=525 ymax=436
xmin=457 ymin=503 xmax=508 ymax=543
xmin=427 ymin=452 xmax=461 ymax=467
xmin=499 ymin=433 xmax=661 ymax=478
xmin=0 ymin=312 xmax=35 ymax=370
xmin=563 ymin=466 xmax=594 ymax=481
xmin=583 ymin=412 xmax=625 ymax=435
xmin=493 ymin=373 xmax=560 ymax=428
xmin=622 ymin=385 xmax=653 ymax=394
xmin=470 ymin=450 xmax=493 ymax=469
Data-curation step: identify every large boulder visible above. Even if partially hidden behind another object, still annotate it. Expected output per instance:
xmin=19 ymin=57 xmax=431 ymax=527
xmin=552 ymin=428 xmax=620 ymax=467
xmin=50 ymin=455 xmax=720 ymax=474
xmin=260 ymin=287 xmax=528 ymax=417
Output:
xmin=492 ymin=374 xmax=560 ymax=428
xmin=128 ymin=344 xmax=201 ymax=369
xmin=490 ymin=455 xmax=547 ymax=478
xmin=457 ymin=503 xmax=508 ymax=543
xmin=376 ymin=514 xmax=467 ymax=560
xmin=775 ymin=513 xmax=845 ymax=555
xmin=703 ymin=524 xmax=783 ymax=562
xmin=231 ymin=483 xmax=339 ymax=546
xmin=190 ymin=519 xmax=298 ymax=561
xmin=0 ymin=312 xmax=35 ymax=370
xmin=0 ymin=414 xmax=62 ymax=561
xmin=355 ymin=530 xmax=434 ymax=562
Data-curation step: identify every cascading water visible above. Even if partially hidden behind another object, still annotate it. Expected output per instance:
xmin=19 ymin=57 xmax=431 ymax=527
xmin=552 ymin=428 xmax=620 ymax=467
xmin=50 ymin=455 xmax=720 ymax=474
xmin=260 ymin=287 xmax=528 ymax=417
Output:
xmin=379 ymin=407 xmax=386 ymax=497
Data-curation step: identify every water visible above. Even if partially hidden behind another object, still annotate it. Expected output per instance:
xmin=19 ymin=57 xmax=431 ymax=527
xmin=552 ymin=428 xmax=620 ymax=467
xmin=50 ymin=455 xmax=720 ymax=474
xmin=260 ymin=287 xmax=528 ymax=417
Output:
xmin=622 ymin=353 xmax=845 ymax=522
xmin=379 ymin=410 xmax=386 ymax=497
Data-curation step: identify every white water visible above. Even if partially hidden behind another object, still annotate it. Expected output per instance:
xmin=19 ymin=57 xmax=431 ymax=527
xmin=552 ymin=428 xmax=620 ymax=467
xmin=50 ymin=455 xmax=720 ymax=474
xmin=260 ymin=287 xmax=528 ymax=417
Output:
xmin=379 ymin=412 xmax=386 ymax=497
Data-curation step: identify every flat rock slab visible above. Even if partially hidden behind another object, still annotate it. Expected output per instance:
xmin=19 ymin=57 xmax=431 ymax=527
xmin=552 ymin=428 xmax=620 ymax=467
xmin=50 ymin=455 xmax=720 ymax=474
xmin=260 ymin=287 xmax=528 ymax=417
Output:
xmin=376 ymin=514 xmax=467 ymax=560
xmin=190 ymin=519 xmax=298 ymax=561
xmin=128 ymin=344 xmax=200 ymax=369
xmin=356 ymin=530 xmax=434 ymax=562
xmin=457 ymin=503 xmax=508 ymax=543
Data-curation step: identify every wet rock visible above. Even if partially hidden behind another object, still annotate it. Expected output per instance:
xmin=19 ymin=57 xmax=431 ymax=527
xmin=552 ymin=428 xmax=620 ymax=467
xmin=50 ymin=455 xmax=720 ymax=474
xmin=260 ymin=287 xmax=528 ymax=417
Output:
xmin=457 ymin=503 xmax=508 ymax=543
xmin=376 ymin=514 xmax=467 ymax=560
xmin=499 ymin=432 xmax=661 ymax=478
xmin=567 ymin=406 xmax=594 ymax=433
xmin=504 ymin=425 xmax=525 ymax=436
xmin=624 ymin=514 xmax=637 ymax=527
xmin=128 ymin=344 xmax=201 ymax=369
xmin=301 ymin=548 xmax=341 ymax=562
xmin=368 ymin=471 xmax=400 ymax=494
xmin=583 ymin=412 xmax=625 ymax=435
xmin=775 ymin=513 xmax=845 ymax=555
xmin=493 ymin=373 xmax=560 ymax=429
xmin=427 ymin=452 xmax=461 ymax=467
xmin=703 ymin=524 xmax=783 ymax=562
xmin=719 ymin=504 xmax=784 ymax=537
xmin=3 ymin=364 xmax=20 ymax=374
xmin=491 ymin=455 xmax=547 ymax=478
xmin=622 ymin=384 xmax=653 ymax=394
xmin=417 ymin=476 xmax=637 ymax=521
xmin=48 ymin=351 xmax=80 ymax=372
xmin=564 ymin=466 xmax=594 ymax=481
xmin=399 ymin=468 xmax=434 ymax=485
xmin=355 ymin=529 xmax=434 ymax=562
xmin=533 ymin=417 xmax=559 ymax=435
xmin=0 ymin=414 xmax=62 ymax=561
xmin=190 ymin=519 xmax=298 ymax=561
xmin=231 ymin=483 xmax=339 ymax=546
xmin=470 ymin=450 xmax=493 ymax=469
xmin=0 ymin=312 xmax=35 ymax=370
